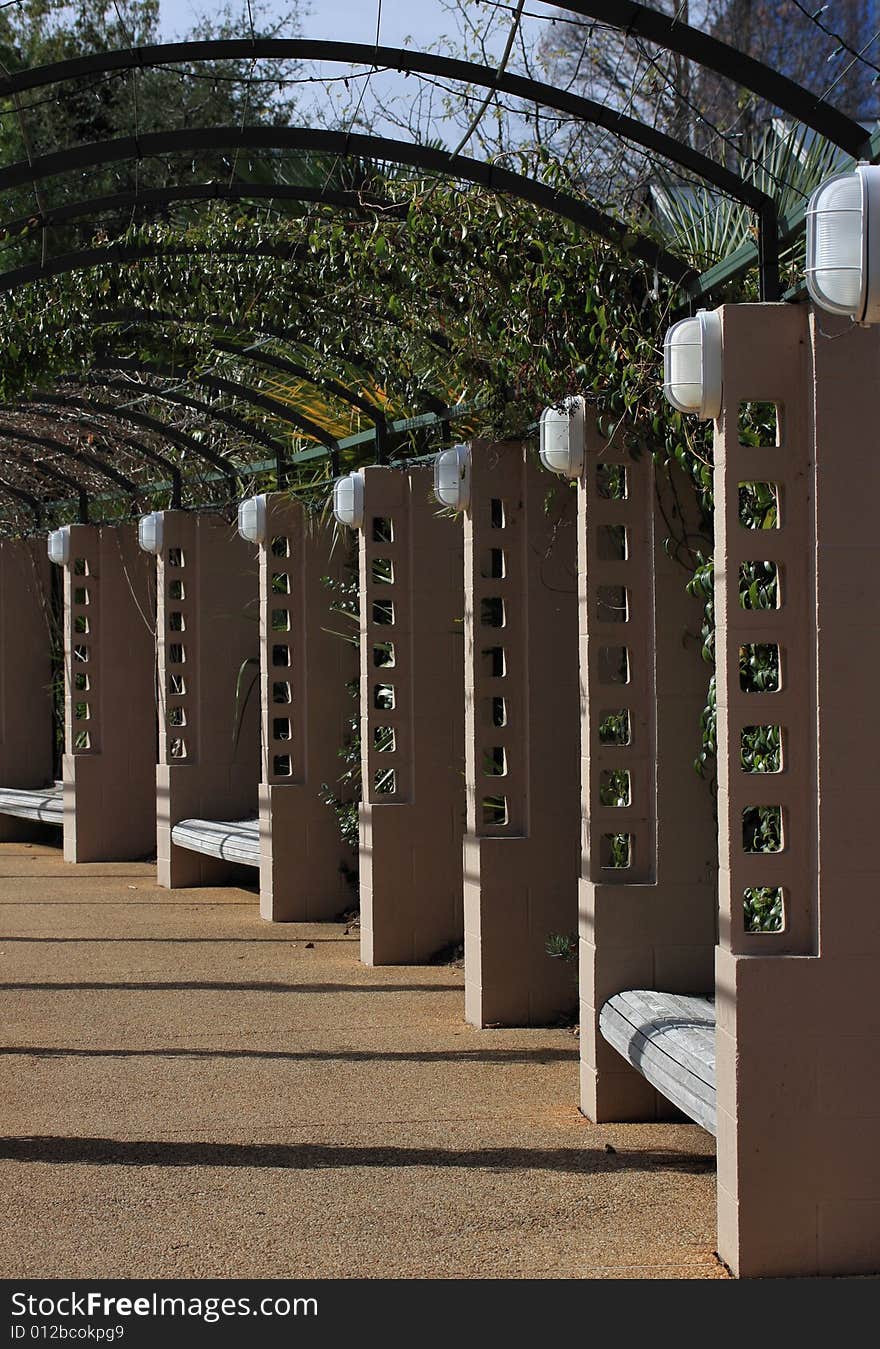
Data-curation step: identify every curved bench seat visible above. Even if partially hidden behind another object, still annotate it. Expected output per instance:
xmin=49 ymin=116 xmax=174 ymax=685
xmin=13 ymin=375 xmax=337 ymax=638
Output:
xmin=599 ymin=989 xmax=716 ymax=1136
xmin=0 ymin=783 xmax=63 ymax=826
xmin=170 ymin=817 xmax=260 ymax=868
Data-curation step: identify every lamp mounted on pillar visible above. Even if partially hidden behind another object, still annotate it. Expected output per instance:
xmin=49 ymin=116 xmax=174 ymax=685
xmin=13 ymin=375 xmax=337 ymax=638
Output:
xmin=47 ymin=525 xmax=71 ymax=567
xmin=805 ymin=164 xmax=880 ymax=323
xmin=539 ymin=395 xmax=586 ymax=478
xmin=662 ymin=309 xmax=723 ymax=420
xmin=137 ymin=511 xmax=164 ymax=555
xmin=237 ymin=493 xmax=268 ymax=544
xmin=332 ymin=470 xmax=365 ymax=530
xmin=432 ymin=443 xmax=471 ymax=512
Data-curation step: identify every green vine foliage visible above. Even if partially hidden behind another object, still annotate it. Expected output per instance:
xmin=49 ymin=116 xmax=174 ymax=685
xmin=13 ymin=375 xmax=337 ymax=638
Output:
xmin=0 ymin=179 xmax=783 ymax=931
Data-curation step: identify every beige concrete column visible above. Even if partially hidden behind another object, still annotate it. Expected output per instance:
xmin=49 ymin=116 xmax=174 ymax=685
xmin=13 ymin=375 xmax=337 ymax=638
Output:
xmin=255 ymin=495 xmax=359 ymax=921
xmin=156 ymin=512 xmax=260 ymax=888
xmin=463 ymin=442 xmax=580 ymax=1027
xmin=577 ymin=418 xmax=717 ymax=1119
xmin=61 ymin=524 xmax=156 ymax=862
xmin=715 ymin=302 xmax=880 ymax=1276
xmin=0 ymin=538 xmax=55 ymax=841
xmin=358 ymin=465 xmax=465 ymax=965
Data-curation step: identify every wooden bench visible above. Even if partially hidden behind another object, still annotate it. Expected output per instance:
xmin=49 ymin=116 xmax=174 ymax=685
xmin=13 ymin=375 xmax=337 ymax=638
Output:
xmin=170 ymin=817 xmax=260 ymax=869
xmin=599 ymin=989 xmax=716 ymax=1135
xmin=0 ymin=784 xmax=63 ymax=827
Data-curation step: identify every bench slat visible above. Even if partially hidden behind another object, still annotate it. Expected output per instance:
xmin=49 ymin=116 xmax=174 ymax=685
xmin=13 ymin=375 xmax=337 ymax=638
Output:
xmin=0 ymin=784 xmax=63 ymax=826
xmin=171 ymin=817 xmax=260 ymax=868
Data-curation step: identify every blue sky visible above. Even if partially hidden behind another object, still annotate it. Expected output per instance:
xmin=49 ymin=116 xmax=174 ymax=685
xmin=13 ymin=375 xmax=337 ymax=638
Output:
xmin=157 ymin=0 xmax=459 ymax=46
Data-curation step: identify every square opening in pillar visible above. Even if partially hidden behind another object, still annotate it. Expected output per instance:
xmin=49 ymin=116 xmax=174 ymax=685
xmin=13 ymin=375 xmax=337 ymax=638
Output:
xmin=273 ymin=717 xmax=291 ymax=741
xmin=743 ymin=886 xmax=786 ymax=933
xmin=74 ymin=643 xmax=89 ymax=663
xmin=272 ymin=644 xmax=290 ymax=667
xmin=168 ymin=643 xmax=185 ymax=665
xmin=373 ymin=641 xmax=395 ymax=668
xmin=73 ymin=558 xmax=89 ymax=576
xmin=271 ymin=572 xmax=290 ymax=594
xmin=739 ymin=481 xmax=780 ymax=530
xmin=374 ymin=766 xmax=396 ymax=795
xmin=373 ymin=682 xmax=395 ymax=710
xmin=598 ymin=709 xmax=631 ymax=745
xmin=741 ymin=724 xmax=782 ymax=773
xmin=74 ymin=672 xmax=89 ymax=692
xmin=271 ymin=536 xmax=290 ymax=559
xmin=483 ymin=746 xmax=507 ymax=776
xmin=739 ymin=643 xmax=780 ymax=692
xmin=167 ymin=706 xmax=186 ymax=727
xmin=168 ymin=611 xmax=185 ymax=632
xmin=490 ymin=499 xmax=505 ymax=529
xmin=483 ymin=548 xmax=506 ymax=579
xmin=596 ymin=464 xmax=627 ymax=500
xmin=372 ymin=600 xmax=395 ymax=625
xmin=273 ymin=753 xmax=292 ymax=776
xmin=739 ymin=561 xmax=780 ymax=610
xmin=597 ymin=525 xmax=628 ymax=561
xmin=73 ymin=614 xmax=89 ymax=634
xmin=597 ymin=585 xmax=628 ymax=623
xmin=271 ymin=608 xmax=290 ymax=632
xmin=373 ymin=725 xmax=396 ymax=753
xmin=272 ymin=681 xmax=291 ymax=704
xmin=73 ymin=587 xmax=89 ymax=605
xmin=738 ymin=402 xmax=782 ymax=448
xmin=489 ymin=695 xmax=507 ymax=727
xmin=74 ymin=730 xmax=91 ymax=749
xmin=167 ymin=548 xmax=184 ymax=568
xmin=742 ymin=804 xmax=783 ymax=853
xmin=372 ymin=517 xmax=394 ymax=544
xmin=169 ymin=738 xmax=187 ymax=759
xmin=482 ymin=646 xmax=506 ymax=678
xmin=372 ymin=557 xmax=394 ymax=584
xmin=168 ymin=579 xmax=185 ymax=601
xmin=74 ymin=701 xmax=90 ymax=721
xmin=169 ymin=674 xmax=186 ymax=695
xmin=481 ymin=596 xmax=505 ymax=628
xmin=598 ymin=646 xmax=629 ymax=684
xmin=600 ymin=833 xmax=631 ymax=868
xmin=599 ymin=769 xmax=631 ymax=807
xmin=482 ymin=794 xmax=508 ymax=826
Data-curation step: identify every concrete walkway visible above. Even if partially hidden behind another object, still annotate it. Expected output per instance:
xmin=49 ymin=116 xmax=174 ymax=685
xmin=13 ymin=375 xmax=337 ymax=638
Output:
xmin=0 ymin=842 xmax=725 ymax=1279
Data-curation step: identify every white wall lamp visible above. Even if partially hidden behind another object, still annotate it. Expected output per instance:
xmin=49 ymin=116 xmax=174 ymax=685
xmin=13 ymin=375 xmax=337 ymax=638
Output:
xmin=237 ymin=493 xmax=268 ymax=545
xmin=432 ymin=443 xmax=471 ymax=512
xmin=137 ymin=511 xmax=164 ymax=555
xmin=662 ymin=309 xmax=723 ymax=420
xmin=47 ymin=525 xmax=71 ymax=567
xmin=332 ymin=470 xmax=365 ymax=530
xmin=805 ymin=164 xmax=880 ymax=323
xmin=539 ymin=395 xmax=586 ymax=478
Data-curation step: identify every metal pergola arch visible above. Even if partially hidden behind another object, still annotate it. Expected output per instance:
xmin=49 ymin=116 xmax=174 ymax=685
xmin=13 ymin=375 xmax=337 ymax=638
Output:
xmin=0 ymin=422 xmax=140 ymax=498
xmin=0 ymin=443 xmax=90 ymax=524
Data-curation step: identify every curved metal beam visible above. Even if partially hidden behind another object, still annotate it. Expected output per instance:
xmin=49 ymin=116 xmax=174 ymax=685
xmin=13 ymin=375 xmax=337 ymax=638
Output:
xmin=0 ymin=41 xmax=784 ymax=293
xmin=0 ymin=473 xmax=42 ymax=526
xmin=0 ymin=422 xmax=139 ymax=497
xmin=0 ymin=442 xmax=90 ymax=522
xmin=0 ymin=127 xmax=696 ymax=286
xmin=17 ymin=394 xmax=240 ymax=492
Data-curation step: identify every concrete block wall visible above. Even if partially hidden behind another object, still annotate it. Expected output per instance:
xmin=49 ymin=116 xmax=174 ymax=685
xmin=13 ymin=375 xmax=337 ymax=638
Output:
xmin=156 ymin=511 xmax=260 ymax=888
xmin=463 ymin=442 xmax=580 ymax=1027
xmin=255 ymin=494 xmax=359 ymax=921
xmin=357 ymin=465 xmax=465 ymax=965
xmin=0 ymin=537 xmax=55 ymax=840
xmin=61 ymin=523 xmax=156 ymax=862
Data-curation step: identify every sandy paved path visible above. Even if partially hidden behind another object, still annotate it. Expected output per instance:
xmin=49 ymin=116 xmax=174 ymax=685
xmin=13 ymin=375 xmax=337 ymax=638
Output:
xmin=0 ymin=842 xmax=725 ymax=1279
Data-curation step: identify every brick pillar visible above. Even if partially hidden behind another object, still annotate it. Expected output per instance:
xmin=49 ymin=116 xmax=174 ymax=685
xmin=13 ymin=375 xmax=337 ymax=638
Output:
xmin=463 ymin=442 xmax=580 ymax=1027
xmin=577 ymin=418 xmax=716 ymax=1119
xmin=358 ymin=465 xmax=465 ymax=964
xmin=156 ymin=512 xmax=260 ymax=888
xmin=0 ymin=538 xmax=54 ymax=840
xmin=255 ymin=495 xmax=359 ymax=921
xmin=715 ymin=302 xmax=880 ymax=1276
xmin=61 ymin=524 xmax=156 ymax=862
